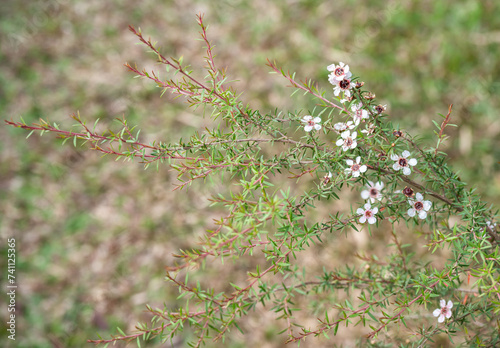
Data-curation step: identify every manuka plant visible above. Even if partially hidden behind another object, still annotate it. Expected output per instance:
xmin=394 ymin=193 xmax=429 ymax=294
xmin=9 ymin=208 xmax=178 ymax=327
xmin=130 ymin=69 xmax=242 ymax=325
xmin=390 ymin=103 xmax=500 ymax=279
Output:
xmin=6 ymin=14 xmax=500 ymax=347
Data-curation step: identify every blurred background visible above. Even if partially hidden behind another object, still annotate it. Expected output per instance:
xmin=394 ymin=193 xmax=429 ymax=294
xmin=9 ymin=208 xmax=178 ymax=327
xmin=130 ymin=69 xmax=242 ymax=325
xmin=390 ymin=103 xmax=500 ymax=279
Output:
xmin=1 ymin=0 xmax=499 ymax=347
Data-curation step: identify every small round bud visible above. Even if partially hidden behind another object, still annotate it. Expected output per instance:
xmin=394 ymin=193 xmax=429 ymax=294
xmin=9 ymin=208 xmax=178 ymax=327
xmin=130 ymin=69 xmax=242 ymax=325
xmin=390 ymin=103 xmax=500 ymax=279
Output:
xmin=375 ymin=104 xmax=386 ymax=114
xmin=393 ymin=130 xmax=403 ymax=138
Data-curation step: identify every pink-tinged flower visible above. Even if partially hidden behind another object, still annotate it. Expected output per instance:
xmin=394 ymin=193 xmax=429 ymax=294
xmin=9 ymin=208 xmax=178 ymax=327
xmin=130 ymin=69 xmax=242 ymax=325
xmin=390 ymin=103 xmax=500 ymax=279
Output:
xmin=327 ymin=62 xmax=351 ymax=83
xmin=301 ymin=115 xmax=322 ymax=132
xmin=351 ymin=103 xmax=369 ymax=125
xmin=334 ymin=121 xmax=355 ymax=132
xmin=336 ymin=130 xmax=357 ymax=151
xmin=333 ymin=77 xmax=356 ymax=98
xmin=356 ymin=202 xmax=378 ymax=224
xmin=345 ymin=156 xmax=367 ymax=178
xmin=390 ymin=150 xmax=417 ymax=175
xmin=361 ymin=181 xmax=384 ymax=203
xmin=408 ymin=192 xmax=432 ymax=219
xmin=433 ymin=299 xmax=453 ymax=323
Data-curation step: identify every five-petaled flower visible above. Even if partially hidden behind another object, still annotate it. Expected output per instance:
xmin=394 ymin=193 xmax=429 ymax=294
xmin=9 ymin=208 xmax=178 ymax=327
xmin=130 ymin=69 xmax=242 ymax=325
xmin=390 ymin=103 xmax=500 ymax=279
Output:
xmin=357 ymin=203 xmax=378 ymax=224
xmin=361 ymin=181 xmax=384 ymax=203
xmin=351 ymin=103 xmax=369 ymax=125
xmin=336 ymin=130 xmax=358 ymax=151
xmin=408 ymin=192 xmax=432 ymax=219
xmin=433 ymin=299 xmax=453 ymax=323
xmin=327 ymin=62 xmax=351 ymax=83
xmin=333 ymin=77 xmax=356 ymax=98
xmin=334 ymin=121 xmax=355 ymax=132
xmin=345 ymin=156 xmax=367 ymax=178
xmin=391 ymin=150 xmax=417 ymax=175
xmin=301 ymin=115 xmax=322 ymax=132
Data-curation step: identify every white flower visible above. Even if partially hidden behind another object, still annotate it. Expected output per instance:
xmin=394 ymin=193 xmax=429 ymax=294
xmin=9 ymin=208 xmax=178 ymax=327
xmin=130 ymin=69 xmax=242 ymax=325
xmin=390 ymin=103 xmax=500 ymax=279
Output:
xmin=486 ymin=220 xmax=497 ymax=230
xmin=361 ymin=181 xmax=384 ymax=203
xmin=356 ymin=202 xmax=378 ymax=224
xmin=333 ymin=77 xmax=356 ymax=98
xmin=327 ymin=62 xmax=351 ymax=83
xmin=334 ymin=121 xmax=355 ymax=132
xmin=360 ymin=123 xmax=376 ymax=135
xmin=390 ymin=150 xmax=417 ymax=175
xmin=336 ymin=130 xmax=357 ymax=151
xmin=407 ymin=192 xmax=432 ymax=219
xmin=351 ymin=103 xmax=369 ymax=125
xmin=301 ymin=115 xmax=322 ymax=132
xmin=345 ymin=156 xmax=367 ymax=178
xmin=433 ymin=299 xmax=453 ymax=323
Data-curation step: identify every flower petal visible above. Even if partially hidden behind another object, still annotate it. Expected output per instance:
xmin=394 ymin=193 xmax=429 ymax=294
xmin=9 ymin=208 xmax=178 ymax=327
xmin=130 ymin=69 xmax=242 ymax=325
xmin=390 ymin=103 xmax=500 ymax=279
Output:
xmin=361 ymin=190 xmax=370 ymax=199
xmin=371 ymin=207 xmax=378 ymax=214
xmin=346 ymin=159 xmax=354 ymax=165
xmin=416 ymin=193 xmax=423 ymax=201
xmin=359 ymin=216 xmax=367 ymax=223
xmin=408 ymin=208 xmax=416 ymax=217
xmin=402 ymin=167 xmax=411 ymax=175
xmin=438 ymin=314 xmax=445 ymax=323
xmin=433 ymin=309 xmax=441 ymax=317
xmin=390 ymin=154 xmax=399 ymax=161
xmin=304 ymin=125 xmax=312 ymax=132
xmin=440 ymin=299 xmax=446 ymax=307
xmin=359 ymin=165 xmax=367 ymax=173
xmin=423 ymin=201 xmax=432 ymax=211
xmin=402 ymin=150 xmax=410 ymax=158
xmin=393 ymin=163 xmax=401 ymax=171
xmin=408 ymin=158 xmax=417 ymax=166
xmin=447 ymin=300 xmax=453 ymax=309
xmin=356 ymin=208 xmax=365 ymax=215
xmin=418 ymin=210 xmax=427 ymax=219
xmin=368 ymin=216 xmax=376 ymax=224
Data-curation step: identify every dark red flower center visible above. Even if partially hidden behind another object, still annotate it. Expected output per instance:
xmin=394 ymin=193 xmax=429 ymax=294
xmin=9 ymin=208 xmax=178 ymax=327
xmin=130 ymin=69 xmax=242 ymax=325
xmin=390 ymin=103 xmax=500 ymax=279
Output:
xmin=399 ymin=158 xmax=408 ymax=167
xmin=352 ymin=164 xmax=360 ymax=171
xmin=370 ymin=188 xmax=378 ymax=197
xmin=339 ymin=79 xmax=351 ymax=90
xmin=365 ymin=210 xmax=372 ymax=217
xmin=403 ymin=187 xmax=414 ymax=197
xmin=414 ymin=201 xmax=424 ymax=210
xmin=345 ymin=138 xmax=353 ymax=146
